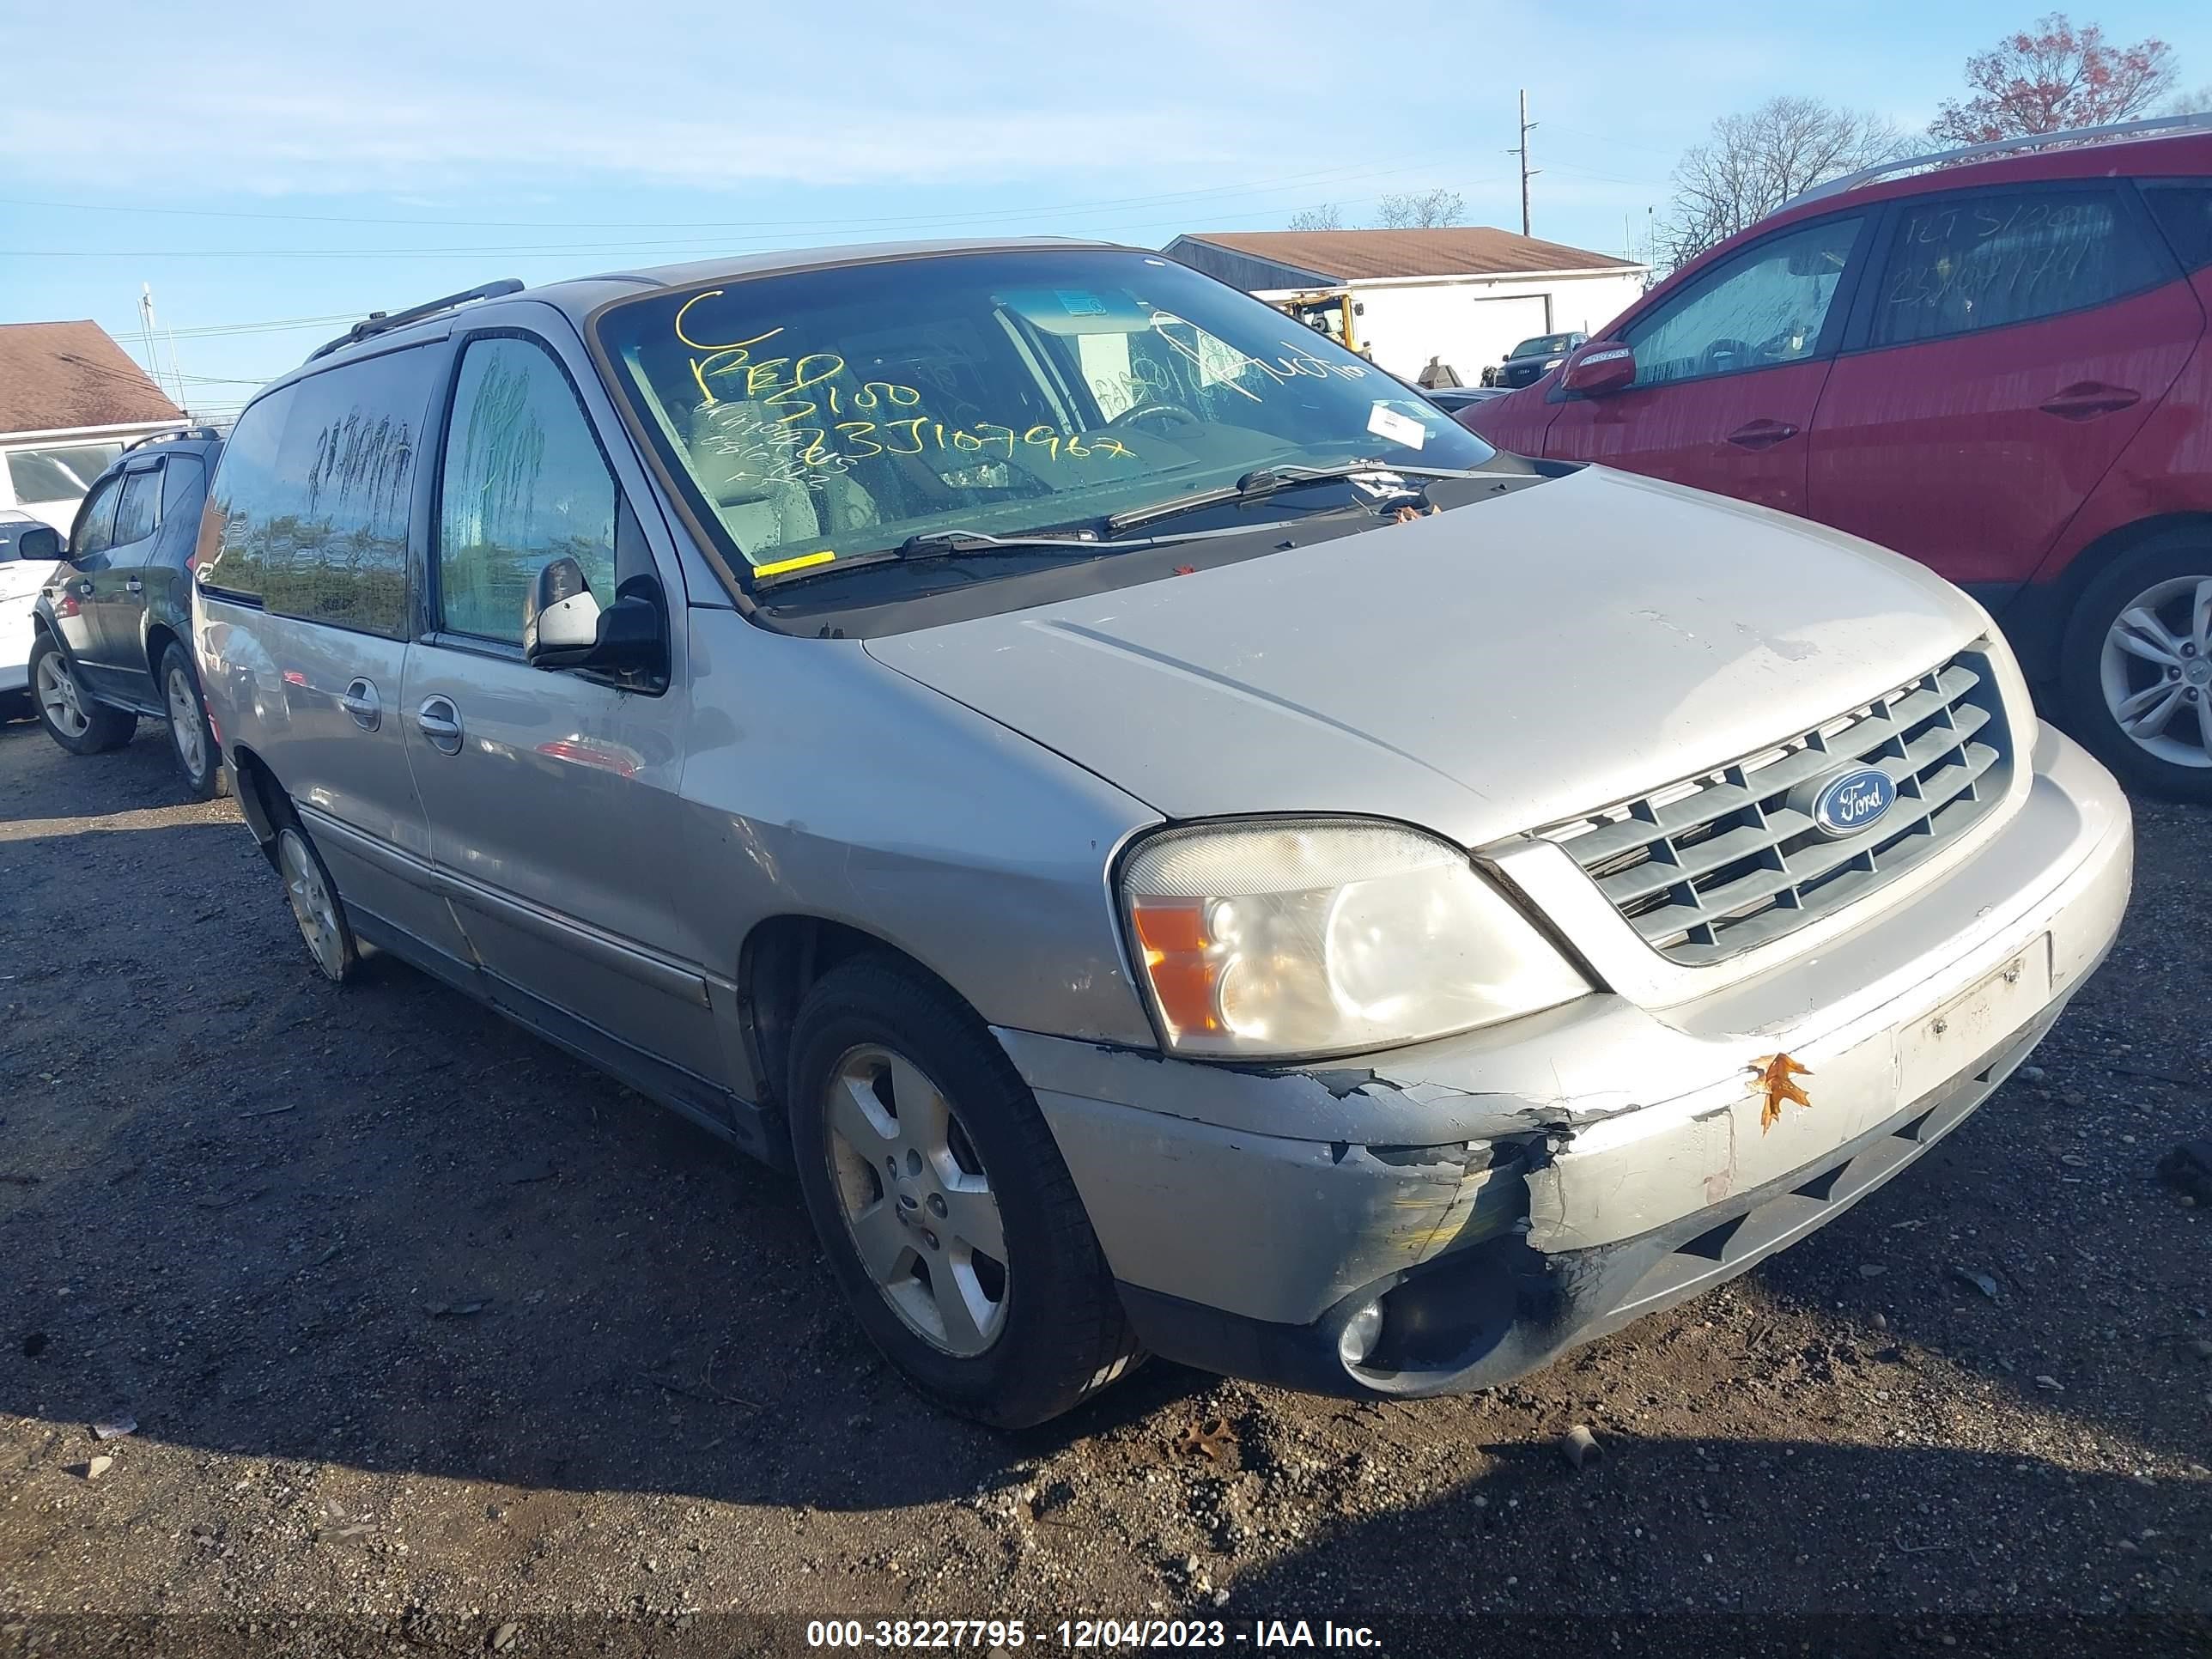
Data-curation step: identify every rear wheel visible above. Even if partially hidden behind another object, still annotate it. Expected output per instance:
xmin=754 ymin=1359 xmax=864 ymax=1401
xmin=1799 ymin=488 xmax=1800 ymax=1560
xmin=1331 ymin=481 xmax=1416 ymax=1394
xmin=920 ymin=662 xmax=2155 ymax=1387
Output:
xmin=159 ymin=642 xmax=228 ymax=800
xmin=274 ymin=816 xmax=359 ymax=984
xmin=786 ymin=955 xmax=1139 ymax=1427
xmin=2058 ymin=534 xmax=2212 ymax=804
xmin=29 ymin=635 xmax=134 ymax=755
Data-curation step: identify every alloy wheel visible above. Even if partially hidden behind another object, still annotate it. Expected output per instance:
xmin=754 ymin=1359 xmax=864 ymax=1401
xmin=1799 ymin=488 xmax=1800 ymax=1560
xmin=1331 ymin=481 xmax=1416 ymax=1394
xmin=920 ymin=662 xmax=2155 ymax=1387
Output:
xmin=277 ymin=828 xmax=347 ymax=980
xmin=823 ymin=1043 xmax=1010 ymax=1357
xmin=2100 ymin=576 xmax=2212 ymax=770
xmin=167 ymin=665 xmax=207 ymax=781
xmin=35 ymin=652 xmax=89 ymax=739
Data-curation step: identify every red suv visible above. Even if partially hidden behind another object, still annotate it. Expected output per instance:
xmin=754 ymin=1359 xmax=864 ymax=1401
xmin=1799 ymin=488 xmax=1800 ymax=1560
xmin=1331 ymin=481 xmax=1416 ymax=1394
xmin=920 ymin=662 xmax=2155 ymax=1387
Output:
xmin=1463 ymin=122 xmax=2212 ymax=801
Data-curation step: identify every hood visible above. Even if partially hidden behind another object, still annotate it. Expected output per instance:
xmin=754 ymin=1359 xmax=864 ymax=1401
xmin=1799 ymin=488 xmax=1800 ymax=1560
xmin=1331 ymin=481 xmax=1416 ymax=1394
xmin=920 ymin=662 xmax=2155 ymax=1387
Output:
xmin=864 ymin=465 xmax=1990 ymax=847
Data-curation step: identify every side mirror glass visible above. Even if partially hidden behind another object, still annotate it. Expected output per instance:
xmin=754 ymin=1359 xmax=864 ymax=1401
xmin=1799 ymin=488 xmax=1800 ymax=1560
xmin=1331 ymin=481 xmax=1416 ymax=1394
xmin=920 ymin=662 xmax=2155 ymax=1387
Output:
xmin=1560 ymin=340 xmax=1635 ymax=398
xmin=523 ymin=555 xmax=668 ymax=687
xmin=17 ymin=526 xmax=62 ymax=562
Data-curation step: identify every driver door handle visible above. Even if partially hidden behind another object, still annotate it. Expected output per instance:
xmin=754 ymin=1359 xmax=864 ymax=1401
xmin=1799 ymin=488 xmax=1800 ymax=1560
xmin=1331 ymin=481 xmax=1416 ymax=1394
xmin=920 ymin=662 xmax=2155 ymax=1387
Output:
xmin=74 ymin=579 xmax=93 ymax=597
xmin=125 ymin=578 xmax=143 ymax=594
xmin=1726 ymin=419 xmax=1800 ymax=450
xmin=415 ymin=696 xmax=464 ymax=755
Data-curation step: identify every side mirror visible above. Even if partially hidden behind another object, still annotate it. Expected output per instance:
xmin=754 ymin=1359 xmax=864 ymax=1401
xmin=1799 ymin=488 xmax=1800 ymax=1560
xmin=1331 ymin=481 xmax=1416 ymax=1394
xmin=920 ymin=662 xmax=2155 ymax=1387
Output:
xmin=1560 ymin=340 xmax=1635 ymax=398
xmin=17 ymin=526 xmax=62 ymax=562
xmin=523 ymin=556 xmax=667 ymax=685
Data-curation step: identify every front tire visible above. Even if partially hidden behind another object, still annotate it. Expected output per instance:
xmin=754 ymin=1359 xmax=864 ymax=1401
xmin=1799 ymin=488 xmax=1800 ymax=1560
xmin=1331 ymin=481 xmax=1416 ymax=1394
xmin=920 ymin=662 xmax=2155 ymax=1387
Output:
xmin=28 ymin=634 xmax=134 ymax=755
xmin=786 ymin=955 xmax=1140 ymax=1428
xmin=2058 ymin=534 xmax=2212 ymax=804
xmin=158 ymin=642 xmax=228 ymax=800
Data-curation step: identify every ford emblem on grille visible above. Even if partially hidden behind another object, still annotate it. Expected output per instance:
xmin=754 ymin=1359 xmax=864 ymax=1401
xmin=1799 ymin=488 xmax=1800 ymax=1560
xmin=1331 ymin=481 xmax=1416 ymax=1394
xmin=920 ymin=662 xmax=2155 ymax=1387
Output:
xmin=1802 ymin=766 xmax=1897 ymax=839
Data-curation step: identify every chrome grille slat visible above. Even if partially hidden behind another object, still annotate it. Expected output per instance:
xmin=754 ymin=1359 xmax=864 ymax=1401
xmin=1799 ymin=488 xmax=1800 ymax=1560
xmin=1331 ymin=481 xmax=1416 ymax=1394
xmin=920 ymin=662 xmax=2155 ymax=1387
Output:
xmin=1542 ymin=652 xmax=2013 ymax=963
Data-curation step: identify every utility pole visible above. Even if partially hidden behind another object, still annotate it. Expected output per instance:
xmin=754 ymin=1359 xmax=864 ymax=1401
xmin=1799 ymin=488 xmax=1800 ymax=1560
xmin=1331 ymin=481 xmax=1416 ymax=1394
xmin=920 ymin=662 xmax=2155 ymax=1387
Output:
xmin=1509 ymin=88 xmax=1538 ymax=238
xmin=138 ymin=283 xmax=185 ymax=405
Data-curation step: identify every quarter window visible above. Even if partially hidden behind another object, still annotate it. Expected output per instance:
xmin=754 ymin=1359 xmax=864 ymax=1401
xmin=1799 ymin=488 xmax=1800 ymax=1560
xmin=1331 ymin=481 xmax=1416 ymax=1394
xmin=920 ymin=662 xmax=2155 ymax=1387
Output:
xmin=1623 ymin=216 xmax=1865 ymax=387
xmin=2143 ymin=181 xmax=2212 ymax=273
xmin=1869 ymin=187 xmax=2168 ymax=348
xmin=112 ymin=465 xmax=163 ymax=547
xmin=202 ymin=348 xmax=437 ymax=637
xmin=436 ymin=336 xmax=617 ymax=643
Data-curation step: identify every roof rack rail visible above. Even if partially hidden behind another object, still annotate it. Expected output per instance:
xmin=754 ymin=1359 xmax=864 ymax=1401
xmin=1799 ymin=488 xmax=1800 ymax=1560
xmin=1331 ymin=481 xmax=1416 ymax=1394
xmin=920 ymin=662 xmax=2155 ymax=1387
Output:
xmin=307 ymin=278 xmax=526 ymax=362
xmin=1788 ymin=109 xmax=2212 ymax=210
xmin=124 ymin=424 xmax=223 ymax=452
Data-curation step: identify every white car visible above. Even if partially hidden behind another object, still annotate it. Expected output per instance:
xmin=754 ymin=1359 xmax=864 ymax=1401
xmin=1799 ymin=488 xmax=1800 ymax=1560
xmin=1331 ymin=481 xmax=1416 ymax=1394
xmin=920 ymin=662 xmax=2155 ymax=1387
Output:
xmin=1 ymin=510 xmax=68 ymax=709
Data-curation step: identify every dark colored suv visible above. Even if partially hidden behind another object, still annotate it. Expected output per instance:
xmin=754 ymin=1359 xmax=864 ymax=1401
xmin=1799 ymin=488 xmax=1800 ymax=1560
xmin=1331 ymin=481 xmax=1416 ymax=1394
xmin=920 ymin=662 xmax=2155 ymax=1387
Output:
xmin=1463 ymin=119 xmax=2212 ymax=801
xmin=27 ymin=428 xmax=228 ymax=797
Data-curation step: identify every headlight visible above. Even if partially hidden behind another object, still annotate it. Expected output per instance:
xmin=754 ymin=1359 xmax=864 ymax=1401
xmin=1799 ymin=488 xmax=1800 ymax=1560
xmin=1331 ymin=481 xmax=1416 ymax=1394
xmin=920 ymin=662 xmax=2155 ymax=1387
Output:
xmin=1119 ymin=819 xmax=1590 ymax=1060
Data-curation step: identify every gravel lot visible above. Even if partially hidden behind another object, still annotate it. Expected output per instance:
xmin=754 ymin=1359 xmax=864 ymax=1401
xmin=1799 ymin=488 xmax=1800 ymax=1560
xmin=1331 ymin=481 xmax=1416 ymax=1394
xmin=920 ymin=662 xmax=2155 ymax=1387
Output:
xmin=1 ymin=709 xmax=2207 ymax=1657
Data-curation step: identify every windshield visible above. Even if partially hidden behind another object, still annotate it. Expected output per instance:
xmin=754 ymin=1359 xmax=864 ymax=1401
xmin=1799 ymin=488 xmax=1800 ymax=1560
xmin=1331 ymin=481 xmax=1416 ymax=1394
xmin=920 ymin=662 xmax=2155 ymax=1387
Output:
xmin=1508 ymin=333 xmax=1576 ymax=360
xmin=592 ymin=249 xmax=1492 ymax=584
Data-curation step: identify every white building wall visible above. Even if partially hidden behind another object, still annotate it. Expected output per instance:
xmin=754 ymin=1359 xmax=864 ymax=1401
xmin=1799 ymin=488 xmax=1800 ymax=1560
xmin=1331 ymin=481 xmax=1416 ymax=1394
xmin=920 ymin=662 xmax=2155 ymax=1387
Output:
xmin=1272 ymin=268 xmax=1648 ymax=383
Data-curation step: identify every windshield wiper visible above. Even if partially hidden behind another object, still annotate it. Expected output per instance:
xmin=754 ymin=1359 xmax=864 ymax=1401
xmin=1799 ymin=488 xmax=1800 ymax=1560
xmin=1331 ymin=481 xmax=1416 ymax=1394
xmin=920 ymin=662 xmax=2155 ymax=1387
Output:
xmin=1106 ymin=460 xmax=1492 ymax=533
xmin=751 ymin=518 xmax=1310 ymax=590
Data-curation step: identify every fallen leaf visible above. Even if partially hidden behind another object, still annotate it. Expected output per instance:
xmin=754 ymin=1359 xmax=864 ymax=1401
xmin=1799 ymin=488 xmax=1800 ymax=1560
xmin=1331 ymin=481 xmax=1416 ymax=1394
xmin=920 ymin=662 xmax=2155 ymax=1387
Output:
xmin=1175 ymin=1418 xmax=1236 ymax=1464
xmin=1748 ymin=1053 xmax=1813 ymax=1133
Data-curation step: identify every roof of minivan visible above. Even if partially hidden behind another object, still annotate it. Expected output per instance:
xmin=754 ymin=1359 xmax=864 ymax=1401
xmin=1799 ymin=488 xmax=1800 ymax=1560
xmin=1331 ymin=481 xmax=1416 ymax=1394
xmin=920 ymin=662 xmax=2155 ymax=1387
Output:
xmin=288 ymin=236 xmax=1118 ymax=382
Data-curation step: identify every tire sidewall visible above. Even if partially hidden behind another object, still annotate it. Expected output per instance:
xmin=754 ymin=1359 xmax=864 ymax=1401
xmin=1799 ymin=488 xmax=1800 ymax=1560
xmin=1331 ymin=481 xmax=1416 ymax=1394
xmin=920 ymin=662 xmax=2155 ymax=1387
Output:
xmin=159 ymin=643 xmax=226 ymax=799
xmin=786 ymin=967 xmax=1092 ymax=1421
xmin=276 ymin=819 xmax=359 ymax=984
xmin=2058 ymin=536 xmax=2212 ymax=804
xmin=28 ymin=636 xmax=112 ymax=756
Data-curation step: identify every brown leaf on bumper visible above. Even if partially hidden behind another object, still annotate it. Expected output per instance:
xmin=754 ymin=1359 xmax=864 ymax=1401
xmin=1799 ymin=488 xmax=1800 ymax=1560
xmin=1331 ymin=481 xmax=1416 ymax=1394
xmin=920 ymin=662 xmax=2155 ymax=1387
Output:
xmin=1749 ymin=1053 xmax=1813 ymax=1133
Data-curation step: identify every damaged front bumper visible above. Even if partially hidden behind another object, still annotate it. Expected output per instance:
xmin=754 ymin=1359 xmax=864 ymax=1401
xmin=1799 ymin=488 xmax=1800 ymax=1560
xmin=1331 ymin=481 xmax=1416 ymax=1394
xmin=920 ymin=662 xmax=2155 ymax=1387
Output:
xmin=996 ymin=724 xmax=2131 ymax=1399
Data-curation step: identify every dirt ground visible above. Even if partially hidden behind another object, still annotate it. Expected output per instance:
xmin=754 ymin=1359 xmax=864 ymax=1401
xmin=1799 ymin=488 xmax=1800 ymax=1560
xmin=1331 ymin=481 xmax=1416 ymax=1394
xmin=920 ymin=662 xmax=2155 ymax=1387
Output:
xmin=1 ymin=710 xmax=2207 ymax=1658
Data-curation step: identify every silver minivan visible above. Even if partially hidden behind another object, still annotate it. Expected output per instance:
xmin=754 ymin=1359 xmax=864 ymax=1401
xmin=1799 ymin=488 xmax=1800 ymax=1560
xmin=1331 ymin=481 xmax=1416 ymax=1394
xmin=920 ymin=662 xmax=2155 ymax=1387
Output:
xmin=192 ymin=240 xmax=2133 ymax=1426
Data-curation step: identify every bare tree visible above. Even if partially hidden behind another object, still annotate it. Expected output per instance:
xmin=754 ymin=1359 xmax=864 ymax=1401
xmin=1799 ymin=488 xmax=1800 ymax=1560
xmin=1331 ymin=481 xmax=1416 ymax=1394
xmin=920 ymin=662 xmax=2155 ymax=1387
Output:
xmin=1374 ymin=189 xmax=1466 ymax=229
xmin=1659 ymin=96 xmax=1904 ymax=271
xmin=1929 ymin=13 xmax=2175 ymax=143
xmin=1285 ymin=204 xmax=1344 ymax=231
xmin=2157 ymin=83 xmax=2212 ymax=118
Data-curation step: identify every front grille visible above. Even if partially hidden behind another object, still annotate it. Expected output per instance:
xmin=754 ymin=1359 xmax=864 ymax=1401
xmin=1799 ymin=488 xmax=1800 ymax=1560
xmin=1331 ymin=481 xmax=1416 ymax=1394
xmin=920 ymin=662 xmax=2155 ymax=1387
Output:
xmin=1540 ymin=651 xmax=2011 ymax=964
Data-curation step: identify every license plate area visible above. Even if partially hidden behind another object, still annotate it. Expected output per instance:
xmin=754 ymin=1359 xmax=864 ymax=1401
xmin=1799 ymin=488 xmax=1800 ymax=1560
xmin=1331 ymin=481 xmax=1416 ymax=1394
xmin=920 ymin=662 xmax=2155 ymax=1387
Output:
xmin=1899 ymin=936 xmax=2051 ymax=1102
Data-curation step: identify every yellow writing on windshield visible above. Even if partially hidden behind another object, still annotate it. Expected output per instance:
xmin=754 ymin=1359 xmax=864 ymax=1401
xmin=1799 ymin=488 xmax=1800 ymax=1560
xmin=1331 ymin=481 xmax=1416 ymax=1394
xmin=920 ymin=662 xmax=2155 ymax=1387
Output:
xmin=675 ymin=307 xmax=1139 ymax=490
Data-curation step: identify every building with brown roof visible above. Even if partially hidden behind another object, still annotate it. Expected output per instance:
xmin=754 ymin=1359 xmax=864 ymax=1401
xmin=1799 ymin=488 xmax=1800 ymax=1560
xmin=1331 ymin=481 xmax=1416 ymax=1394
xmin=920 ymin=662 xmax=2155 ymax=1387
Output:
xmin=1164 ymin=227 xmax=1649 ymax=385
xmin=1 ymin=321 xmax=187 ymax=531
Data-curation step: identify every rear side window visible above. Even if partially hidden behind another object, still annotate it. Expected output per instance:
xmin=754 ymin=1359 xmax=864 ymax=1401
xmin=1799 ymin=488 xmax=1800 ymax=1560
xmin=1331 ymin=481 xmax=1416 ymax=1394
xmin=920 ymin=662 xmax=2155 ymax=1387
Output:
xmin=112 ymin=465 xmax=163 ymax=547
xmin=1621 ymin=215 xmax=1865 ymax=387
xmin=435 ymin=335 xmax=617 ymax=643
xmin=2143 ymin=182 xmax=2212 ymax=272
xmin=202 ymin=349 xmax=438 ymax=637
xmin=1869 ymin=187 xmax=2169 ymax=348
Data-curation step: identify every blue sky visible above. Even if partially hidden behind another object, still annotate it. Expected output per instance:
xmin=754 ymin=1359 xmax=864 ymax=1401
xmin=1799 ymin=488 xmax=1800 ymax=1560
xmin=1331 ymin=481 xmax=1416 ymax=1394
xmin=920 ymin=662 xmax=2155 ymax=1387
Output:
xmin=3 ymin=0 xmax=2207 ymax=419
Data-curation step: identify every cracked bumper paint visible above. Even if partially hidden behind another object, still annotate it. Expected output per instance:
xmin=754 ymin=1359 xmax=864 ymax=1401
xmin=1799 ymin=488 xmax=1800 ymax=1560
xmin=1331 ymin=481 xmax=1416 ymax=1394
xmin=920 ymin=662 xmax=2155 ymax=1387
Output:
xmin=995 ymin=724 xmax=2131 ymax=1397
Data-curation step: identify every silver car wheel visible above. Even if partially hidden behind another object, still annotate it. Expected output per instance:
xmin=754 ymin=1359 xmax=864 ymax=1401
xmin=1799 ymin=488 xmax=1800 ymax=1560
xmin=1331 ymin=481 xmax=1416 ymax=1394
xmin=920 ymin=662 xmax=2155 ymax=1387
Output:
xmin=35 ymin=651 xmax=89 ymax=739
xmin=2101 ymin=575 xmax=2212 ymax=770
xmin=823 ymin=1043 xmax=1009 ymax=1358
xmin=167 ymin=665 xmax=207 ymax=779
xmin=277 ymin=827 xmax=347 ymax=980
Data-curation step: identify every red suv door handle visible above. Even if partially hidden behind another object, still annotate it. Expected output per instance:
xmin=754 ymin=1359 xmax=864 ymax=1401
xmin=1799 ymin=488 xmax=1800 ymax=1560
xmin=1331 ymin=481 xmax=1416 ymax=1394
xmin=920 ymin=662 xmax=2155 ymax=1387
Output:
xmin=2039 ymin=383 xmax=2141 ymax=421
xmin=1726 ymin=419 xmax=1801 ymax=450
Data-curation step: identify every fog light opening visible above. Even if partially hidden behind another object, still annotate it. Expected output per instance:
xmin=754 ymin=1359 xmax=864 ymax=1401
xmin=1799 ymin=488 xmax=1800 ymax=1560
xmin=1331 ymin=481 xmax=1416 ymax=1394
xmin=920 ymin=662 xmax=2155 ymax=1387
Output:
xmin=1337 ymin=1298 xmax=1386 ymax=1369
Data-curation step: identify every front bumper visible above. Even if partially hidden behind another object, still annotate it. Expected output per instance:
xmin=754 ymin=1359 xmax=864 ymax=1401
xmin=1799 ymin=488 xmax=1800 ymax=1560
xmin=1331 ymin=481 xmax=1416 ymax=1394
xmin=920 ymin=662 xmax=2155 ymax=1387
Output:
xmin=997 ymin=724 xmax=2132 ymax=1398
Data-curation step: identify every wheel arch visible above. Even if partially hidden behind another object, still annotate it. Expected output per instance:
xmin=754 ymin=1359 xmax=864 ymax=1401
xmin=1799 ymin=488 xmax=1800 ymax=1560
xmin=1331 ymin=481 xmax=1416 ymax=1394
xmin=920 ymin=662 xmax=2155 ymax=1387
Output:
xmin=737 ymin=914 xmax=993 ymax=1121
xmin=227 ymin=741 xmax=286 ymax=860
xmin=2014 ymin=512 xmax=2212 ymax=680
